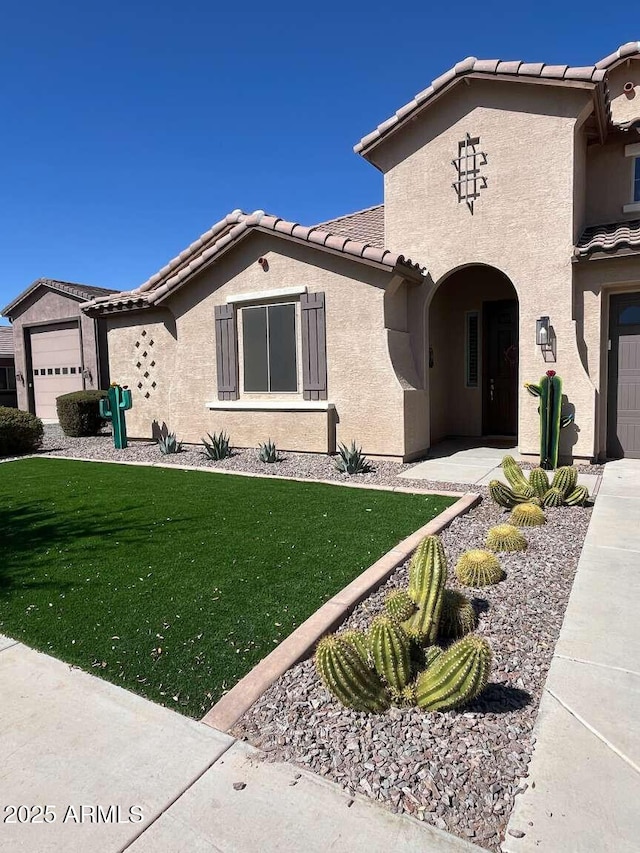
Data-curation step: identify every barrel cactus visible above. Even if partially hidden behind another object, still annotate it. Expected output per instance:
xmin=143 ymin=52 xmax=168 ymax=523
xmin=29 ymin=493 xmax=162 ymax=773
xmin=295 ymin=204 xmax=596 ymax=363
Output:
xmin=403 ymin=535 xmax=447 ymax=643
xmin=439 ymin=589 xmax=477 ymax=639
xmin=542 ymin=487 xmax=565 ymax=508
xmin=455 ymin=549 xmax=505 ymax=586
xmin=369 ymin=615 xmax=411 ymax=691
xmin=486 ymin=524 xmax=527 ymax=552
xmin=529 ymin=467 xmax=550 ymax=499
xmin=424 ymin=645 xmax=443 ymax=668
xmin=551 ymin=465 xmax=578 ymax=496
xmin=339 ymin=629 xmax=370 ymax=665
xmin=565 ymin=485 xmax=590 ymax=506
xmin=415 ymin=635 xmax=492 ymax=712
xmin=315 ymin=635 xmax=390 ymax=712
xmin=390 ymin=682 xmax=417 ymax=707
xmin=488 ymin=480 xmax=533 ymax=509
xmin=508 ymin=502 xmax=546 ymax=527
xmin=384 ymin=589 xmax=415 ymax=623
xmin=502 ymin=455 xmax=531 ymax=494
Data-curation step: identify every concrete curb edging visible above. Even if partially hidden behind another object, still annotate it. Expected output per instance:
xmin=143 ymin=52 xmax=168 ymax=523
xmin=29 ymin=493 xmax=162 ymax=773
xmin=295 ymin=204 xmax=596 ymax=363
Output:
xmin=200 ymin=491 xmax=481 ymax=733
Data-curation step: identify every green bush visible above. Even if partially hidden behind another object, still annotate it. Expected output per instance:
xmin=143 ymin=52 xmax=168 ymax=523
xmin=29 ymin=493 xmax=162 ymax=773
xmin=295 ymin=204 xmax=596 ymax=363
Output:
xmin=56 ymin=390 xmax=107 ymax=437
xmin=0 ymin=407 xmax=44 ymax=456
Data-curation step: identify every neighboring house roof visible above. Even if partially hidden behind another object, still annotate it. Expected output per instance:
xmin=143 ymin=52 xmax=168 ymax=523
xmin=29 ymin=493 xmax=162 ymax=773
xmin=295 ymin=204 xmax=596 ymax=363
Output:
xmin=315 ymin=204 xmax=384 ymax=248
xmin=575 ymin=220 xmax=640 ymax=258
xmin=354 ymin=41 xmax=640 ymax=157
xmin=0 ymin=327 xmax=14 ymax=356
xmin=83 ymin=209 xmax=424 ymax=315
xmin=2 ymin=278 xmax=117 ymax=318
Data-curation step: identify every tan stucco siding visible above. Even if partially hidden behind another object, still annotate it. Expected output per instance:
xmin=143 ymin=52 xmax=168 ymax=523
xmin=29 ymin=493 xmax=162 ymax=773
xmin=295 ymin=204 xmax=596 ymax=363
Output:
xmin=607 ymin=61 xmax=640 ymax=126
xmin=106 ymin=234 xmax=410 ymax=455
xmin=586 ymin=140 xmax=640 ymax=226
xmin=377 ymin=79 xmax=597 ymax=458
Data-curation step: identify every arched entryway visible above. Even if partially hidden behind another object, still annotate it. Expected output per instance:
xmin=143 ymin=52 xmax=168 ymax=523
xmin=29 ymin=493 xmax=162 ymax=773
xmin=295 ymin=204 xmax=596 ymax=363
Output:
xmin=428 ymin=264 xmax=519 ymax=444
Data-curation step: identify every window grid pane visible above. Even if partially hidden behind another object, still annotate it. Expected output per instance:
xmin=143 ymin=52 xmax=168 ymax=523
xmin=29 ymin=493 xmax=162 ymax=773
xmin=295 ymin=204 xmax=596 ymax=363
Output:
xmin=466 ymin=312 xmax=479 ymax=387
xmin=243 ymin=307 xmax=269 ymax=391
xmin=634 ymin=157 xmax=640 ymax=202
xmin=267 ymin=304 xmax=297 ymax=392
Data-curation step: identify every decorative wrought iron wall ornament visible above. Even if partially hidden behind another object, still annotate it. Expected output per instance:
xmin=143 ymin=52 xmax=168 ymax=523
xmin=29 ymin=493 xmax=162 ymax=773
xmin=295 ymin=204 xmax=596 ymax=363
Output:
xmin=452 ymin=133 xmax=487 ymax=213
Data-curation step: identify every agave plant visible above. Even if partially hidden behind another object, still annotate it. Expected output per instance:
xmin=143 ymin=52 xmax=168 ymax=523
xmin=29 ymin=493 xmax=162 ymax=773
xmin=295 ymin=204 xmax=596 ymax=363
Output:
xmin=158 ymin=431 xmax=182 ymax=455
xmin=334 ymin=440 xmax=373 ymax=475
xmin=258 ymin=439 xmax=279 ymax=463
xmin=202 ymin=431 xmax=230 ymax=460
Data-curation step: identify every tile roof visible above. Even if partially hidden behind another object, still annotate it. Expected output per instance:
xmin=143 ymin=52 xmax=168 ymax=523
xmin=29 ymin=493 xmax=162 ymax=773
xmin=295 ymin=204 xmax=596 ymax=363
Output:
xmin=315 ymin=204 xmax=384 ymax=248
xmin=354 ymin=42 xmax=640 ymax=156
xmin=575 ymin=220 xmax=640 ymax=257
xmin=83 ymin=209 xmax=423 ymax=314
xmin=2 ymin=278 xmax=117 ymax=317
xmin=0 ymin=327 xmax=13 ymax=357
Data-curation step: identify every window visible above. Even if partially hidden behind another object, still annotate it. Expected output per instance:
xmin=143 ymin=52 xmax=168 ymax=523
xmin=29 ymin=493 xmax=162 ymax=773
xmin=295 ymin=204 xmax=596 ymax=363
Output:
xmin=465 ymin=311 xmax=479 ymax=387
xmin=624 ymin=144 xmax=640 ymax=212
xmin=242 ymin=303 xmax=297 ymax=392
xmin=634 ymin=157 xmax=640 ymax=203
xmin=0 ymin=367 xmax=16 ymax=390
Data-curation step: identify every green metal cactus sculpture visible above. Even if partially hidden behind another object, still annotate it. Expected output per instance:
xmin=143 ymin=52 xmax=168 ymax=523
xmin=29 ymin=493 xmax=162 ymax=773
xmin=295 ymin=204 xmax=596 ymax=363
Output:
xmin=314 ymin=635 xmax=390 ymax=713
xmin=529 ymin=467 xmax=550 ymax=499
xmin=403 ymin=535 xmax=447 ymax=643
xmin=99 ymin=383 xmax=133 ymax=449
xmin=525 ymin=370 xmax=574 ymax=470
xmin=384 ymin=589 xmax=415 ymax=623
xmin=415 ymin=635 xmax=492 ymax=712
xmin=369 ymin=615 xmax=411 ymax=691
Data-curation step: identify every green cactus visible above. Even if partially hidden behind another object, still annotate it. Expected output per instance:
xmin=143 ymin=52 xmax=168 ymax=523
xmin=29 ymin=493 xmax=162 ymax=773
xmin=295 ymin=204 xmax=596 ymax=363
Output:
xmin=565 ymin=484 xmax=589 ymax=506
xmin=415 ymin=634 xmax=492 ymax=712
xmin=339 ymin=629 xmax=370 ymax=665
xmin=455 ymin=549 xmax=505 ymax=586
xmin=403 ymin=535 xmax=447 ymax=643
xmin=390 ymin=682 xmax=417 ymax=707
xmin=551 ymin=466 xmax=578 ymax=496
xmin=486 ymin=524 xmax=527 ymax=552
xmin=314 ymin=635 xmax=390 ymax=712
xmin=529 ymin=467 xmax=550 ymax=499
xmin=424 ymin=646 xmax=443 ymax=668
xmin=369 ymin=615 xmax=411 ymax=691
xmin=384 ymin=589 xmax=415 ymax=623
xmin=508 ymin=502 xmax=546 ymax=527
xmin=439 ymin=589 xmax=477 ymax=639
xmin=488 ymin=480 xmax=533 ymax=509
xmin=542 ymin=487 xmax=565 ymax=508
xmin=502 ymin=455 xmax=531 ymax=494
xmin=99 ymin=384 xmax=133 ymax=449
xmin=525 ymin=370 xmax=574 ymax=470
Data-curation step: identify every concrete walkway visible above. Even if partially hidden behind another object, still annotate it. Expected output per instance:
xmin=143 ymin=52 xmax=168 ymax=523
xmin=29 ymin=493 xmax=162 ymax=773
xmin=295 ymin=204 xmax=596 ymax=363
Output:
xmin=0 ymin=637 xmax=482 ymax=853
xmin=401 ymin=439 xmax=600 ymax=492
xmin=503 ymin=457 xmax=640 ymax=852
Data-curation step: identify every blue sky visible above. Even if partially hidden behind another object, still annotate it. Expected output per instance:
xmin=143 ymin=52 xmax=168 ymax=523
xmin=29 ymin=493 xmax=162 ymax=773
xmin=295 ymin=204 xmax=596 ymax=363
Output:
xmin=0 ymin=1 xmax=633 ymax=319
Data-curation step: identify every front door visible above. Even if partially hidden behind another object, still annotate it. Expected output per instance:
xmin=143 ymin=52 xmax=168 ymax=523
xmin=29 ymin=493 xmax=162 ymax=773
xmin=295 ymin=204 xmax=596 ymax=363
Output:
xmin=608 ymin=293 xmax=640 ymax=458
xmin=483 ymin=299 xmax=518 ymax=435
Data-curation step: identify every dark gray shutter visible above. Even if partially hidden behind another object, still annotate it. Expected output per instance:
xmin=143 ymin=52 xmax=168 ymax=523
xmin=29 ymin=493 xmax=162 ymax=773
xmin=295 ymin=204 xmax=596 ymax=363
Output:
xmin=214 ymin=304 xmax=239 ymax=400
xmin=300 ymin=292 xmax=327 ymax=401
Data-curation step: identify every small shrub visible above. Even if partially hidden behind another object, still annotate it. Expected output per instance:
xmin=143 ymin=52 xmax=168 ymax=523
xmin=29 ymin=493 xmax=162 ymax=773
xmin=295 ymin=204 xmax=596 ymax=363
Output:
xmin=202 ymin=431 xmax=230 ymax=460
xmin=56 ymin=390 xmax=107 ymax=437
xmin=0 ymin=407 xmax=44 ymax=456
xmin=334 ymin=440 xmax=372 ymax=475
xmin=258 ymin=439 xmax=279 ymax=463
xmin=158 ymin=432 xmax=182 ymax=455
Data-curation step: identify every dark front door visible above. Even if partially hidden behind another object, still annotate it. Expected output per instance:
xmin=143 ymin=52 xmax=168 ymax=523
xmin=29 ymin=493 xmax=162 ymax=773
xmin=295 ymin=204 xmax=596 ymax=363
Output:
xmin=608 ymin=293 xmax=640 ymax=458
xmin=483 ymin=299 xmax=518 ymax=435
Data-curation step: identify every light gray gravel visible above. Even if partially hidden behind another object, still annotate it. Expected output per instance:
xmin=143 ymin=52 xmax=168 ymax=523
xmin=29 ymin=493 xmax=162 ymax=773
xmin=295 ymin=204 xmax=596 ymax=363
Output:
xmin=231 ymin=496 xmax=592 ymax=852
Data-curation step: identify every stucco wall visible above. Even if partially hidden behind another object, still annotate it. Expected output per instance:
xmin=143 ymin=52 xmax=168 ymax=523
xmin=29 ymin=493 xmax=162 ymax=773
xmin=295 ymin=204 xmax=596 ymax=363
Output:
xmin=586 ymin=139 xmax=640 ymax=226
xmin=375 ymin=78 xmax=597 ymax=458
xmin=106 ymin=233 xmax=412 ymax=456
xmin=10 ymin=287 xmax=102 ymax=412
xmin=607 ymin=61 xmax=640 ymax=126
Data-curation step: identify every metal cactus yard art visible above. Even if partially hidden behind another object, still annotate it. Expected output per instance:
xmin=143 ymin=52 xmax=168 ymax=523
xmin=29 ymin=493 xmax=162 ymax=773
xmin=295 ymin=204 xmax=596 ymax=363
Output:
xmin=99 ymin=383 xmax=133 ymax=449
xmin=525 ymin=370 xmax=574 ymax=470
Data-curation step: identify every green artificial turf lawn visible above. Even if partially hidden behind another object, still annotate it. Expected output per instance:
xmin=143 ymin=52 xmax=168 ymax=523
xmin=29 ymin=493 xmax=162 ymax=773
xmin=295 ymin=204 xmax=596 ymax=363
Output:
xmin=0 ymin=458 xmax=454 ymax=718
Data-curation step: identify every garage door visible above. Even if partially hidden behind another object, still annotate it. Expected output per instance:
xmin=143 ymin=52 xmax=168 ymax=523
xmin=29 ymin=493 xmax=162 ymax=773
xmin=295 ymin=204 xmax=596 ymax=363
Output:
xmin=30 ymin=322 xmax=83 ymax=419
xmin=608 ymin=294 xmax=640 ymax=458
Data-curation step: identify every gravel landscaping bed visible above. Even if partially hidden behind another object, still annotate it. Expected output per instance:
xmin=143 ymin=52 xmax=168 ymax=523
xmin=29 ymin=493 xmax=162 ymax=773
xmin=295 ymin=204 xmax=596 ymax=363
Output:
xmin=232 ymin=497 xmax=592 ymax=852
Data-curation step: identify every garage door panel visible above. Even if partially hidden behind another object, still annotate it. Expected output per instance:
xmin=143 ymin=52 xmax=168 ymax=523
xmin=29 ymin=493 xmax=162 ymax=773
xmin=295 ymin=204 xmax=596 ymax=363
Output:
xmin=30 ymin=323 xmax=83 ymax=419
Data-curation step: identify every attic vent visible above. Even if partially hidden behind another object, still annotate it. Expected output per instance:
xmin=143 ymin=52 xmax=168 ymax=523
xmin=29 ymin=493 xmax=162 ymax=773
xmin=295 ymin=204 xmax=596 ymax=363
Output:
xmin=452 ymin=133 xmax=487 ymax=213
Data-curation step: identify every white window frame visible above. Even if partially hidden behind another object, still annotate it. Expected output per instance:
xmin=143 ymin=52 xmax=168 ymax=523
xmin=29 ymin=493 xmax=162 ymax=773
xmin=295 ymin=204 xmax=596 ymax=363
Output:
xmin=465 ymin=311 xmax=480 ymax=388
xmin=623 ymin=143 xmax=640 ymax=213
xmin=240 ymin=300 xmax=300 ymax=395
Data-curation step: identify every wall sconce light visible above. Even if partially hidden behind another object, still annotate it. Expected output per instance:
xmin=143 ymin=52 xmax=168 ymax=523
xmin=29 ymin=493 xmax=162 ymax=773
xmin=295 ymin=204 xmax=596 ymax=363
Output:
xmin=82 ymin=367 xmax=93 ymax=385
xmin=536 ymin=316 xmax=556 ymax=362
xmin=16 ymin=371 xmax=24 ymax=386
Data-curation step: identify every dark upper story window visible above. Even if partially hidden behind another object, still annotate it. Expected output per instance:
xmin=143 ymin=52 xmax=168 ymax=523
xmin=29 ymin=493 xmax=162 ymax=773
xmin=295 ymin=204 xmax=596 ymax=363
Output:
xmin=635 ymin=157 xmax=640 ymax=203
xmin=0 ymin=366 xmax=16 ymax=391
xmin=242 ymin=303 xmax=298 ymax=392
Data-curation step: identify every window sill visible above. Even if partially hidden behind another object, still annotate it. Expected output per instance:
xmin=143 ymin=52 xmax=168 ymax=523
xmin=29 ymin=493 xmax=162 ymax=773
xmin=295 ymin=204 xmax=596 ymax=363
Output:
xmin=206 ymin=400 xmax=334 ymax=411
xmin=623 ymin=202 xmax=640 ymax=213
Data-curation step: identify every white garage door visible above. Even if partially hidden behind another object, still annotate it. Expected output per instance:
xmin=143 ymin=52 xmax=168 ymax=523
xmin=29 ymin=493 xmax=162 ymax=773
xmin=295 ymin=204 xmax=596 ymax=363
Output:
xmin=31 ymin=322 xmax=83 ymax=419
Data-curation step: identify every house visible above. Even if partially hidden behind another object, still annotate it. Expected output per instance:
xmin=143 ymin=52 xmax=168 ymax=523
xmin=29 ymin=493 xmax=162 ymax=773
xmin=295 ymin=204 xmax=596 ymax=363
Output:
xmin=82 ymin=41 xmax=640 ymax=462
xmin=0 ymin=327 xmax=17 ymax=408
xmin=2 ymin=279 xmax=117 ymax=419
